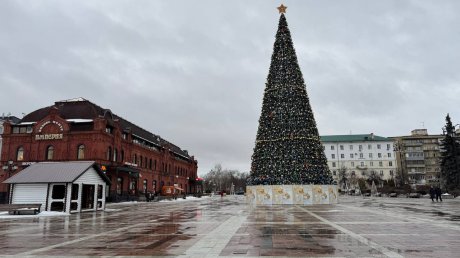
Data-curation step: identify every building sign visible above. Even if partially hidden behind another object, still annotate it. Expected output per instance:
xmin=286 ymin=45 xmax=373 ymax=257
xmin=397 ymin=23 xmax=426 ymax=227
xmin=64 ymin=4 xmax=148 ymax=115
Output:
xmin=38 ymin=120 xmax=64 ymax=133
xmin=124 ymin=162 xmax=138 ymax=167
xmin=35 ymin=134 xmax=63 ymax=140
xmin=35 ymin=120 xmax=65 ymax=140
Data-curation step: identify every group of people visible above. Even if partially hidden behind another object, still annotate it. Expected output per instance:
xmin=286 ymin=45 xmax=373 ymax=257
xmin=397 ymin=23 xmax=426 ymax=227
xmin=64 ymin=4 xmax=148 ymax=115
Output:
xmin=145 ymin=191 xmax=157 ymax=202
xmin=429 ymin=186 xmax=443 ymax=202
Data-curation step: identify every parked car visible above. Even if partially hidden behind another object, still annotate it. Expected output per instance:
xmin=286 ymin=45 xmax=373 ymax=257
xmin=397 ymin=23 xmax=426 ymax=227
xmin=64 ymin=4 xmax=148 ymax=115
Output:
xmin=408 ymin=193 xmax=421 ymax=198
xmin=236 ymin=191 xmax=245 ymax=195
xmin=389 ymin=193 xmax=397 ymax=197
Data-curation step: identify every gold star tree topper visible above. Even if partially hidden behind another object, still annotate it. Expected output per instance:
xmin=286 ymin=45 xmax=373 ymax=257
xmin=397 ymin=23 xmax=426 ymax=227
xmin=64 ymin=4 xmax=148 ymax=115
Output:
xmin=277 ymin=4 xmax=287 ymax=14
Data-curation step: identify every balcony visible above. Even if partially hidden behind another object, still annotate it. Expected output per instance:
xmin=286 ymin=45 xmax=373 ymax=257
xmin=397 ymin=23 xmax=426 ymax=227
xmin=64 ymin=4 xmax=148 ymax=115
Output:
xmin=403 ymin=141 xmax=423 ymax=147
xmin=406 ymin=164 xmax=425 ymax=168
xmin=356 ymin=165 xmax=368 ymax=170
xmin=407 ymin=171 xmax=425 ymax=175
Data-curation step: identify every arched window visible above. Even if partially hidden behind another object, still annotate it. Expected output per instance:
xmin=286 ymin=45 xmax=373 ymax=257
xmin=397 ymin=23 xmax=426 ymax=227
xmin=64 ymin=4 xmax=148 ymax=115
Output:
xmin=113 ymin=149 xmax=117 ymax=162
xmin=134 ymin=154 xmax=137 ymax=164
xmin=121 ymin=150 xmax=125 ymax=162
xmin=46 ymin=146 xmax=54 ymax=160
xmin=107 ymin=147 xmax=112 ymax=161
xmin=77 ymin=145 xmax=85 ymax=160
xmin=144 ymin=157 xmax=147 ymax=168
xmin=16 ymin=146 xmax=24 ymax=161
xmin=140 ymin=155 xmax=143 ymax=167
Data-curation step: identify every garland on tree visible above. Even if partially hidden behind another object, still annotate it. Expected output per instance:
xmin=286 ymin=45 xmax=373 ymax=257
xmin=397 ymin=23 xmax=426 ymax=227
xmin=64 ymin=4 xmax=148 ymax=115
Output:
xmin=248 ymin=12 xmax=334 ymax=186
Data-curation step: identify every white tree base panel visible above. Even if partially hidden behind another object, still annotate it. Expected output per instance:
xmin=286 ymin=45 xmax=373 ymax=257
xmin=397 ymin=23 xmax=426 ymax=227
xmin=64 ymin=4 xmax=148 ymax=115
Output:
xmin=246 ymin=185 xmax=338 ymax=205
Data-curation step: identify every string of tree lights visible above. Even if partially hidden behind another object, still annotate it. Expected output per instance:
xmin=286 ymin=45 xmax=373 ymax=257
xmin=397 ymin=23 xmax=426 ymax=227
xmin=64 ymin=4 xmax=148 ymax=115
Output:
xmin=248 ymin=11 xmax=334 ymax=186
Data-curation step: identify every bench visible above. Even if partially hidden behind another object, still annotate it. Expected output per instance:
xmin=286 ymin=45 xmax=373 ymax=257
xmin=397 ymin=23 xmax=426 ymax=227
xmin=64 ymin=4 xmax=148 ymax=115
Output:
xmin=0 ymin=204 xmax=42 ymax=215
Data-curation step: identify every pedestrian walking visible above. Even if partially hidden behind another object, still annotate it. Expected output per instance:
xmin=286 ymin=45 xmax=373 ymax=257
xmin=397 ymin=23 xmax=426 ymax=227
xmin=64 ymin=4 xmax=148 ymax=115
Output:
xmin=435 ymin=187 xmax=443 ymax=202
xmin=429 ymin=186 xmax=436 ymax=202
xmin=145 ymin=191 xmax=150 ymax=202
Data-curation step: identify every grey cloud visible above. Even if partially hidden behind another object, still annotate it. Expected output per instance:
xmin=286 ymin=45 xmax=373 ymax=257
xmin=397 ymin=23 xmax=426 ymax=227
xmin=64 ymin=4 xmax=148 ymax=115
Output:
xmin=1 ymin=0 xmax=460 ymax=175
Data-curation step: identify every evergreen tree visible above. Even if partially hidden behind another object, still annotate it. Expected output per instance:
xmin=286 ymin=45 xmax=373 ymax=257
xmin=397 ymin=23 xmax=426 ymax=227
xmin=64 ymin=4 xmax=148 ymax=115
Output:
xmin=247 ymin=13 xmax=334 ymax=185
xmin=440 ymin=114 xmax=460 ymax=191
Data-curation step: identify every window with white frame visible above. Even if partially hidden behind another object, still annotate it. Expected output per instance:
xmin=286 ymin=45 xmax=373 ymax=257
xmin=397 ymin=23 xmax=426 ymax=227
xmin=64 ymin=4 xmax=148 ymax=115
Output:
xmin=77 ymin=145 xmax=85 ymax=160
xmin=16 ymin=146 xmax=24 ymax=161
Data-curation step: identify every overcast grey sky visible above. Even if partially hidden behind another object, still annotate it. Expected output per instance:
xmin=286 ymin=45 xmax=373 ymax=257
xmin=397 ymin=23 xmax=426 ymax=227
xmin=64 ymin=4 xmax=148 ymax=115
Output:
xmin=1 ymin=0 xmax=460 ymax=175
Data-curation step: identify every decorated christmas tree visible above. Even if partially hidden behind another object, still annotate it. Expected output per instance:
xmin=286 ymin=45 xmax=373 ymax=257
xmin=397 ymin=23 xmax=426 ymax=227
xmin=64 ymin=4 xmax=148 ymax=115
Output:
xmin=248 ymin=6 xmax=334 ymax=186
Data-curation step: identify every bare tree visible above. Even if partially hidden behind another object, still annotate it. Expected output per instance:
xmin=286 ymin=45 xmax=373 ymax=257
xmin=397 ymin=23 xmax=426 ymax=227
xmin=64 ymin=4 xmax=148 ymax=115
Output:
xmin=202 ymin=164 xmax=248 ymax=193
xmin=367 ymin=171 xmax=383 ymax=187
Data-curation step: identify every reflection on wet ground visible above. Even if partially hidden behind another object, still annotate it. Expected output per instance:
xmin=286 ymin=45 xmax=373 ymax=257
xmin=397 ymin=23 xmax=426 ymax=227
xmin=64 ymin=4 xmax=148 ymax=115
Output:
xmin=1 ymin=195 xmax=460 ymax=257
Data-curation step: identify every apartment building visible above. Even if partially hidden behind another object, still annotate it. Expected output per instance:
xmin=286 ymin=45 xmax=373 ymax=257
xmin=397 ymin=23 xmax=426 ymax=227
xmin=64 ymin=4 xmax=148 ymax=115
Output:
xmin=391 ymin=129 xmax=443 ymax=186
xmin=321 ymin=134 xmax=396 ymax=183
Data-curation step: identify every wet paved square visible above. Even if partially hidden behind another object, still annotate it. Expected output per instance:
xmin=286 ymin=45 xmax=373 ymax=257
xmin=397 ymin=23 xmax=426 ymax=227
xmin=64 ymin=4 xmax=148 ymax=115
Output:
xmin=1 ymin=195 xmax=460 ymax=257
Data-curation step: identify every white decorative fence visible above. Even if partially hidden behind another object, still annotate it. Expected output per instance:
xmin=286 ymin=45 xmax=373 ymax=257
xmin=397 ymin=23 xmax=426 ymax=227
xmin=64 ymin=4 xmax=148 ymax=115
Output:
xmin=246 ymin=185 xmax=338 ymax=205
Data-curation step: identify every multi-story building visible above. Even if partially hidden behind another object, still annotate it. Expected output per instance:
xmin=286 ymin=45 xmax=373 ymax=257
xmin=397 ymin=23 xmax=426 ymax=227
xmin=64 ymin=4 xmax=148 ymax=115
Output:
xmin=0 ymin=98 xmax=198 ymax=203
xmin=0 ymin=115 xmax=20 ymax=162
xmin=391 ymin=129 xmax=443 ymax=187
xmin=321 ymin=134 xmax=397 ymax=185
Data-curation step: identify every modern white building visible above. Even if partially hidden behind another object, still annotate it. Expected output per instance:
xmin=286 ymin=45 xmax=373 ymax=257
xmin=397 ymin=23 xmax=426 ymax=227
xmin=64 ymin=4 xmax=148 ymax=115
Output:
xmin=320 ymin=134 xmax=397 ymax=184
xmin=3 ymin=161 xmax=110 ymax=213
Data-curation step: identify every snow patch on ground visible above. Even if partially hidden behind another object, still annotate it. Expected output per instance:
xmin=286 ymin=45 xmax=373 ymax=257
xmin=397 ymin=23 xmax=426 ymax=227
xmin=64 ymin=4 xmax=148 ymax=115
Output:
xmin=0 ymin=211 xmax=70 ymax=219
xmin=104 ymin=208 xmax=122 ymax=212
xmin=159 ymin=196 xmax=208 ymax=202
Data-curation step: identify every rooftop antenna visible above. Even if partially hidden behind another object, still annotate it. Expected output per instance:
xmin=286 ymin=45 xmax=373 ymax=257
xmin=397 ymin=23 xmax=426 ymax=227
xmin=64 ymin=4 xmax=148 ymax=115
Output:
xmin=421 ymin=122 xmax=425 ymax=128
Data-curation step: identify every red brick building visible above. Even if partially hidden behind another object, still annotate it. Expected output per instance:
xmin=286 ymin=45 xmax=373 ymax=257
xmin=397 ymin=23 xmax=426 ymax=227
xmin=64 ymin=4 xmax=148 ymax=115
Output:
xmin=0 ymin=98 xmax=198 ymax=203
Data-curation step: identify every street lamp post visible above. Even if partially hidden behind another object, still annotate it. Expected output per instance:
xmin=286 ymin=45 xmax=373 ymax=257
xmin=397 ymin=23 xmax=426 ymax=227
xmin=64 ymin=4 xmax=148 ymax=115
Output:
xmin=2 ymin=160 xmax=18 ymax=204
xmin=186 ymin=177 xmax=189 ymax=194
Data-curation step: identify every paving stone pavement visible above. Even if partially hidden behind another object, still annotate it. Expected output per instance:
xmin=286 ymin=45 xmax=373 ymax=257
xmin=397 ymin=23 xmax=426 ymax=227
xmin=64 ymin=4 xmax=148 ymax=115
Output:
xmin=1 ymin=195 xmax=460 ymax=257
